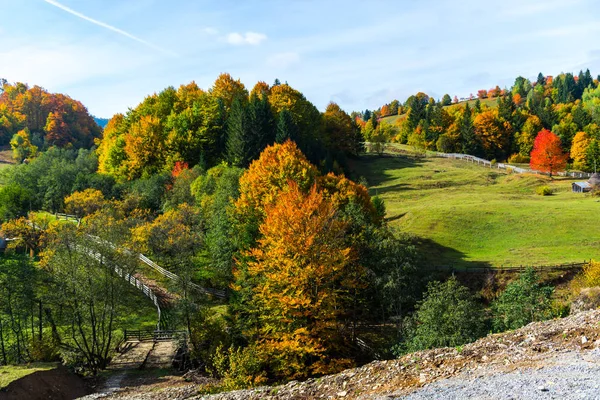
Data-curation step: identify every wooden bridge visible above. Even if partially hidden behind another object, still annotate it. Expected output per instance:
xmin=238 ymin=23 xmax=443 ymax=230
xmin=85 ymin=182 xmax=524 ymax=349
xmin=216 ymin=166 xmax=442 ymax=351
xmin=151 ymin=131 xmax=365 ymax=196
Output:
xmin=109 ymin=330 xmax=187 ymax=370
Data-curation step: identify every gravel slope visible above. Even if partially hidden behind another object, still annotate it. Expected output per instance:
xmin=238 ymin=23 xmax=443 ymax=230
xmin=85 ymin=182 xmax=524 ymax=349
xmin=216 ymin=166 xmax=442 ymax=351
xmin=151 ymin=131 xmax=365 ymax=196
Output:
xmin=402 ymin=349 xmax=600 ymax=400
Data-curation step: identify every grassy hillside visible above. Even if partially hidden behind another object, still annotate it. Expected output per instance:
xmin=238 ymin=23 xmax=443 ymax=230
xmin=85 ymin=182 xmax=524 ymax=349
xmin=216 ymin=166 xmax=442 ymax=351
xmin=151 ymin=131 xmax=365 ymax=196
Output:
xmin=351 ymin=153 xmax=600 ymax=269
xmin=0 ymin=363 xmax=56 ymax=389
xmin=380 ymin=97 xmax=498 ymax=126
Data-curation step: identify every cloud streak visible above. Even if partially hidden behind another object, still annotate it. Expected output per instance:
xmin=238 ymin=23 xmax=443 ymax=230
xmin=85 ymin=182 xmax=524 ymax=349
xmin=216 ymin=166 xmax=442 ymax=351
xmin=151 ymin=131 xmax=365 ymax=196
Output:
xmin=41 ymin=0 xmax=175 ymax=55
xmin=226 ymin=32 xmax=267 ymax=45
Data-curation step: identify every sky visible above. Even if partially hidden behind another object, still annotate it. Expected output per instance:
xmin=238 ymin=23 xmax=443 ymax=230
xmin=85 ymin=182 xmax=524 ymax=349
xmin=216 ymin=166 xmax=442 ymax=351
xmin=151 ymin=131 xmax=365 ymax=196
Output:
xmin=2 ymin=0 xmax=600 ymax=118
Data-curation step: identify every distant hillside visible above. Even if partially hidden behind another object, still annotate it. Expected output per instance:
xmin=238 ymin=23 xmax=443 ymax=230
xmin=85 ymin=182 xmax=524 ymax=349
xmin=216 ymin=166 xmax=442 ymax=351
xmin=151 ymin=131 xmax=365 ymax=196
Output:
xmin=93 ymin=117 xmax=109 ymax=129
xmin=380 ymin=97 xmax=498 ymax=125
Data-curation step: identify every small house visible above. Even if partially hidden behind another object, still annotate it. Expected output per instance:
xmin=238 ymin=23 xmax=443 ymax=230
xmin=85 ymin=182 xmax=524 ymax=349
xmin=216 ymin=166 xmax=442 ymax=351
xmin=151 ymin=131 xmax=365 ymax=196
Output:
xmin=573 ymin=173 xmax=600 ymax=193
xmin=573 ymin=182 xmax=591 ymax=193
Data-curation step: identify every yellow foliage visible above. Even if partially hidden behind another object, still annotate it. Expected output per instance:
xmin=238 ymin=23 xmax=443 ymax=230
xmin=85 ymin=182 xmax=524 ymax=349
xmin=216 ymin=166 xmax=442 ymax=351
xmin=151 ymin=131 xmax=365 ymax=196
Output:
xmin=571 ymin=131 xmax=591 ymax=170
xmin=64 ymin=189 xmax=105 ymax=219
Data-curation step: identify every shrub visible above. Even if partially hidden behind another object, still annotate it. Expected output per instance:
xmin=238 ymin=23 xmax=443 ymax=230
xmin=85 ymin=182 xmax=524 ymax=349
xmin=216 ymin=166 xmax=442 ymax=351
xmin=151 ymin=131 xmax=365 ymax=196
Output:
xmin=211 ymin=345 xmax=267 ymax=391
xmin=492 ymin=268 xmax=554 ymax=332
xmin=581 ymin=260 xmax=600 ymax=287
xmin=404 ymin=276 xmax=487 ymax=352
xmin=536 ymin=186 xmax=553 ymax=196
xmin=508 ymin=153 xmax=530 ymax=164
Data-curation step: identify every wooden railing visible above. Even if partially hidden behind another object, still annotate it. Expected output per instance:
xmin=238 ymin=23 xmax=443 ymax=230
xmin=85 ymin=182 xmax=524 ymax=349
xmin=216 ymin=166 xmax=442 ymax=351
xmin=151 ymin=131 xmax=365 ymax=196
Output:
xmin=123 ymin=329 xmax=187 ymax=342
xmin=138 ymin=254 xmax=227 ymax=299
xmin=434 ymin=152 xmax=592 ymax=178
xmin=424 ymin=260 xmax=589 ymax=273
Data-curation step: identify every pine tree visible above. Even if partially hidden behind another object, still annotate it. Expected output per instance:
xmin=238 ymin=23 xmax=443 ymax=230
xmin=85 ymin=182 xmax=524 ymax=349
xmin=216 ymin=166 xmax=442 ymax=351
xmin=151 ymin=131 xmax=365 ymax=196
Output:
xmin=276 ymin=109 xmax=299 ymax=144
xmin=248 ymin=94 xmax=275 ymax=161
xmin=226 ymin=98 xmax=251 ymax=167
xmin=537 ymin=72 xmax=546 ymax=86
xmin=460 ymin=103 xmax=483 ymax=157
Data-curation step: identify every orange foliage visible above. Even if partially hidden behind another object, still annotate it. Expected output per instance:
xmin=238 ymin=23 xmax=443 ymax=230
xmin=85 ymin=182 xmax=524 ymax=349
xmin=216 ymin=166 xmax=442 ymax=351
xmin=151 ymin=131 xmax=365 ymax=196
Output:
xmin=246 ymin=182 xmax=358 ymax=378
xmin=529 ymin=129 xmax=568 ymax=176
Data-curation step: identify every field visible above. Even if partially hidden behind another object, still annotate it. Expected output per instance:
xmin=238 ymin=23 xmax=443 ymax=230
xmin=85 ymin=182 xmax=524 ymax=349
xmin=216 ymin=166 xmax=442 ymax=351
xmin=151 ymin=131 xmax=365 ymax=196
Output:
xmin=380 ymin=97 xmax=499 ymax=126
xmin=351 ymin=152 xmax=600 ymax=269
xmin=0 ymin=363 xmax=56 ymax=389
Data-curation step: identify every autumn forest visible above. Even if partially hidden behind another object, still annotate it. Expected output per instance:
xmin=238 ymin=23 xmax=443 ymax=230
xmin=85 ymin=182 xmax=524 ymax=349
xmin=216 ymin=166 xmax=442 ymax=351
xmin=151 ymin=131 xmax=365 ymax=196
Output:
xmin=1 ymin=69 xmax=600 ymax=390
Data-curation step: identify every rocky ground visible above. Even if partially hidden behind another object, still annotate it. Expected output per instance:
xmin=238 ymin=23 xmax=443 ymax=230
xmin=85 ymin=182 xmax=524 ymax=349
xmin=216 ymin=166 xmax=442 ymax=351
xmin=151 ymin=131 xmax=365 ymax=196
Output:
xmin=80 ymin=309 xmax=600 ymax=399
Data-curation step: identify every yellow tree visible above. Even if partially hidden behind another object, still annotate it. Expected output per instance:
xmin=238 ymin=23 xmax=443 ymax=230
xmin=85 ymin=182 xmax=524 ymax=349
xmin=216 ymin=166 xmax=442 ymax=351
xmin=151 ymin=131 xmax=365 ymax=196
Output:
xmin=235 ymin=140 xmax=318 ymax=221
xmin=571 ymin=131 xmax=591 ymax=170
xmin=246 ymin=182 xmax=357 ymax=379
xmin=473 ymin=109 xmax=512 ymax=160
xmin=123 ymin=115 xmax=167 ymax=179
xmin=210 ymin=73 xmax=248 ymax=113
xmin=64 ymin=189 xmax=106 ymax=221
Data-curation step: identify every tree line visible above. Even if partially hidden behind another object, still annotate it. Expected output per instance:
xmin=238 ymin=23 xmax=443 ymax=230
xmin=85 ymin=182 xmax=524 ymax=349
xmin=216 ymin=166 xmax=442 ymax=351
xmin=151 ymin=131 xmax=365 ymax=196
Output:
xmin=359 ymin=70 xmax=600 ymax=171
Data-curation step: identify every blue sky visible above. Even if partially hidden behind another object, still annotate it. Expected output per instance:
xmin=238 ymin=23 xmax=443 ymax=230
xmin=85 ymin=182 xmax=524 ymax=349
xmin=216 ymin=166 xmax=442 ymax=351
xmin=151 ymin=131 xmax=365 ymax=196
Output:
xmin=2 ymin=0 xmax=600 ymax=118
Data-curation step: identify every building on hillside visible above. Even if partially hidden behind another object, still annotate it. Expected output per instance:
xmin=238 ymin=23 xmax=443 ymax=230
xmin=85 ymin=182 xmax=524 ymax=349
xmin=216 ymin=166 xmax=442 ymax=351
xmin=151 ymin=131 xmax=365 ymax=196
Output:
xmin=572 ymin=173 xmax=600 ymax=193
xmin=573 ymin=181 xmax=591 ymax=193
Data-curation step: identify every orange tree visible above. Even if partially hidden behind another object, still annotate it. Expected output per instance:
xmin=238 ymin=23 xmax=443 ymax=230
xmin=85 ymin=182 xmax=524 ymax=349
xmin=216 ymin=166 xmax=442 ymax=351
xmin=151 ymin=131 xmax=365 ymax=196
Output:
xmin=229 ymin=140 xmax=417 ymax=381
xmin=530 ymin=129 xmax=569 ymax=176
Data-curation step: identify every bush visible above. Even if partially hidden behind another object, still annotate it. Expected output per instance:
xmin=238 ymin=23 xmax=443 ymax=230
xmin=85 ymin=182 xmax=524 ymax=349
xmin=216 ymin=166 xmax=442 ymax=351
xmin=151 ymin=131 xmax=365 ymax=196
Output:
xmin=211 ymin=345 xmax=267 ymax=391
xmin=508 ymin=153 xmax=530 ymax=164
xmin=403 ymin=276 xmax=487 ymax=353
xmin=536 ymin=186 xmax=553 ymax=196
xmin=580 ymin=260 xmax=600 ymax=288
xmin=492 ymin=268 xmax=554 ymax=332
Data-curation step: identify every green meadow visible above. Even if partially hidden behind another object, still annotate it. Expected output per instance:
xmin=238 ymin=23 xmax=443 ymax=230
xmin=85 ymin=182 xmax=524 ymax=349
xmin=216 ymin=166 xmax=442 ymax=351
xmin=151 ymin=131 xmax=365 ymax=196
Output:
xmin=351 ymin=152 xmax=600 ymax=269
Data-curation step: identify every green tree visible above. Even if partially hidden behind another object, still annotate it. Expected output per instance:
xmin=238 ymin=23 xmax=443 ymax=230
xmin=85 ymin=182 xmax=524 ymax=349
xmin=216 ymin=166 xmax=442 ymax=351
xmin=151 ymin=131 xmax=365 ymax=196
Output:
xmin=226 ymin=98 xmax=252 ymax=167
xmin=0 ymin=184 xmax=33 ymax=222
xmin=275 ymin=108 xmax=298 ymax=144
xmin=492 ymin=268 xmax=553 ymax=332
xmin=459 ymin=103 xmax=483 ymax=157
xmin=407 ymin=277 xmax=486 ymax=351
xmin=441 ymin=94 xmax=452 ymax=106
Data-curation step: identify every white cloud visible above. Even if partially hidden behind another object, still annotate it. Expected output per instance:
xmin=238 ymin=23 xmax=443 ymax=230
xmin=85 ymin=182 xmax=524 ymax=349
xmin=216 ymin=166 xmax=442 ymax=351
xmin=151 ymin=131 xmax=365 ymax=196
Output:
xmin=226 ymin=31 xmax=267 ymax=46
xmin=267 ymin=52 xmax=300 ymax=69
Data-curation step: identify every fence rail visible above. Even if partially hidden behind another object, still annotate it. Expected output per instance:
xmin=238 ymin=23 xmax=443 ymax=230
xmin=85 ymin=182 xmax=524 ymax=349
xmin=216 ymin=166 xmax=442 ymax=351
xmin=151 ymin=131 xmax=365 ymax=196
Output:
xmin=434 ymin=152 xmax=593 ymax=178
xmin=123 ymin=329 xmax=186 ymax=342
xmin=138 ymin=254 xmax=227 ymax=299
xmin=425 ymin=260 xmax=589 ymax=274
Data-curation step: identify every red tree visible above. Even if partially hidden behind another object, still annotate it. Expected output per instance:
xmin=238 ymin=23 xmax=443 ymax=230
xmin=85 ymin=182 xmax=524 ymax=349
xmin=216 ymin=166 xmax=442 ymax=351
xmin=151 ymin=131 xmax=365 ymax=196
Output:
xmin=529 ymin=129 xmax=568 ymax=176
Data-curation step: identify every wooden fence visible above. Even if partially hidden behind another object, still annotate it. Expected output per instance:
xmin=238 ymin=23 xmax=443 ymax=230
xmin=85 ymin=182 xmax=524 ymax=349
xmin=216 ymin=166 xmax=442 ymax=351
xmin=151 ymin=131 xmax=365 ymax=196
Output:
xmin=425 ymin=260 xmax=589 ymax=274
xmin=434 ymin=152 xmax=592 ymax=178
xmin=138 ymin=254 xmax=227 ymax=299
xmin=123 ymin=329 xmax=186 ymax=342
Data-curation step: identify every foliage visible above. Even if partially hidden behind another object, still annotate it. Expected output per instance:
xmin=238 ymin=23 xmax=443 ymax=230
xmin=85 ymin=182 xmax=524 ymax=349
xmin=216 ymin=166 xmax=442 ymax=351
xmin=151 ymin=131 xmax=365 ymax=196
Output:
xmin=64 ymin=189 xmax=106 ymax=220
xmin=0 ymin=184 xmax=33 ymax=222
xmin=405 ymin=277 xmax=486 ymax=352
xmin=492 ymin=268 xmax=554 ymax=332
xmin=243 ymin=183 xmax=358 ymax=379
xmin=211 ymin=344 xmax=267 ymax=390
xmin=0 ymin=82 xmax=101 ymax=148
xmin=529 ymin=129 xmax=569 ymax=176
xmin=579 ymin=261 xmax=600 ymax=288
xmin=535 ymin=185 xmax=553 ymax=196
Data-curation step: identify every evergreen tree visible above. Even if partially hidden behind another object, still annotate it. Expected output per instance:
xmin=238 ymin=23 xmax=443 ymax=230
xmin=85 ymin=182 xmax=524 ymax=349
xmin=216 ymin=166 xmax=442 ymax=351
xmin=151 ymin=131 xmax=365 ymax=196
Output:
xmin=474 ymin=98 xmax=481 ymax=112
xmin=226 ymin=98 xmax=252 ymax=167
xmin=363 ymin=109 xmax=372 ymax=121
xmin=460 ymin=103 xmax=483 ymax=157
xmin=498 ymin=92 xmax=515 ymax=122
xmin=276 ymin=108 xmax=299 ymax=144
xmin=536 ymin=72 xmax=546 ymax=86
xmin=248 ymin=94 xmax=276 ymax=161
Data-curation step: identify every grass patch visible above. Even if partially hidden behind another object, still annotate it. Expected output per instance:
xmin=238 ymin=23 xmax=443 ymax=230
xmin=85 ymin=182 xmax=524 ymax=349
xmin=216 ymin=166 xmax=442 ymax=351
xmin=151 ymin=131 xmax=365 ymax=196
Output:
xmin=351 ymin=153 xmax=600 ymax=269
xmin=0 ymin=363 xmax=57 ymax=389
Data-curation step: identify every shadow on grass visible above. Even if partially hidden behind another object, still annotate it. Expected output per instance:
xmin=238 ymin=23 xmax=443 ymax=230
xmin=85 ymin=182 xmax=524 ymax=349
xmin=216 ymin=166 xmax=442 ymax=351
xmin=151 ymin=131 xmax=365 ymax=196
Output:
xmin=349 ymin=153 xmax=428 ymax=188
xmin=413 ymin=237 xmax=493 ymax=273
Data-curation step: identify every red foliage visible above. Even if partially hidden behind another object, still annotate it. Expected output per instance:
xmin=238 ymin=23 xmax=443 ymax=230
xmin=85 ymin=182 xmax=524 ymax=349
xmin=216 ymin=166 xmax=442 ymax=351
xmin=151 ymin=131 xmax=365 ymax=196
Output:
xmin=477 ymin=90 xmax=488 ymax=99
xmin=529 ymin=129 xmax=568 ymax=176
xmin=172 ymin=161 xmax=189 ymax=178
